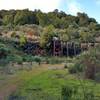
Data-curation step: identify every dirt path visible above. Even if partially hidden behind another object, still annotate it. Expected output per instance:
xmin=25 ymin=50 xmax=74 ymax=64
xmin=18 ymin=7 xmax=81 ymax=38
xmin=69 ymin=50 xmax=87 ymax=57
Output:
xmin=0 ymin=80 xmax=20 ymax=100
xmin=0 ymin=71 xmax=30 ymax=100
xmin=0 ymin=64 xmax=64 ymax=100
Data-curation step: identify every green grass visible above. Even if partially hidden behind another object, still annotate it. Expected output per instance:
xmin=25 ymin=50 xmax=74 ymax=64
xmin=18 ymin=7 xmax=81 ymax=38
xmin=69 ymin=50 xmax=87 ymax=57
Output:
xmin=10 ymin=69 xmax=100 ymax=100
xmin=0 ymin=74 xmax=6 ymax=80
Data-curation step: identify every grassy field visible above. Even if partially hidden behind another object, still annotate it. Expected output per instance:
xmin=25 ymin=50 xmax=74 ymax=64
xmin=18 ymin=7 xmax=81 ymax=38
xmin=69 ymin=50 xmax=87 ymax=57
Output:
xmin=0 ymin=64 xmax=100 ymax=100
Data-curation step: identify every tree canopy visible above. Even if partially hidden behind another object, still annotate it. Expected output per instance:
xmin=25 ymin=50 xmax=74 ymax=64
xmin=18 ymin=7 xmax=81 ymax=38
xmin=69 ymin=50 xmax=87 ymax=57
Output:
xmin=0 ymin=9 xmax=98 ymax=29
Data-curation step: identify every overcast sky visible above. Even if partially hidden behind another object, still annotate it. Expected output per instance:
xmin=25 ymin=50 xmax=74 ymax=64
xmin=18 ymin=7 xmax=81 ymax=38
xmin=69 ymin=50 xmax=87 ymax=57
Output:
xmin=0 ymin=0 xmax=100 ymax=23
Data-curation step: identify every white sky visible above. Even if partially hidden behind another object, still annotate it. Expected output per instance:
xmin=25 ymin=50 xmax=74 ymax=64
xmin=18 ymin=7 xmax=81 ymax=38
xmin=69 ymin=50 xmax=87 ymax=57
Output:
xmin=66 ymin=0 xmax=83 ymax=15
xmin=0 ymin=0 xmax=61 ymax=12
xmin=0 ymin=0 xmax=99 ymax=23
xmin=0 ymin=0 xmax=83 ymax=15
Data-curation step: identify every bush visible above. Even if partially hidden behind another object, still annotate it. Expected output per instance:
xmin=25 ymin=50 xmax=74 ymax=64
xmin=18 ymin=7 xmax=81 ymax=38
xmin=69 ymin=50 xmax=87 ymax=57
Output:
xmin=34 ymin=56 xmax=42 ymax=65
xmin=68 ymin=61 xmax=84 ymax=74
xmin=68 ymin=66 xmax=77 ymax=74
xmin=0 ymin=43 xmax=10 ymax=59
xmin=64 ymin=64 xmax=67 ymax=68
xmin=46 ymin=57 xmax=65 ymax=64
xmin=68 ymin=46 xmax=100 ymax=80
xmin=68 ymin=61 xmax=78 ymax=74
xmin=61 ymin=85 xmax=77 ymax=100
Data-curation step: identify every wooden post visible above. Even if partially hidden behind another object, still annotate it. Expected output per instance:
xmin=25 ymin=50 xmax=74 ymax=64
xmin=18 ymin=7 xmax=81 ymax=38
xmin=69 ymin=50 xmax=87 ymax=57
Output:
xmin=74 ymin=43 xmax=76 ymax=56
xmin=67 ymin=42 xmax=69 ymax=57
xmin=59 ymin=40 xmax=62 ymax=56
xmin=53 ymin=40 xmax=56 ymax=56
xmin=53 ymin=38 xmax=62 ymax=56
xmin=80 ymin=43 xmax=83 ymax=52
xmin=61 ymin=41 xmax=63 ymax=56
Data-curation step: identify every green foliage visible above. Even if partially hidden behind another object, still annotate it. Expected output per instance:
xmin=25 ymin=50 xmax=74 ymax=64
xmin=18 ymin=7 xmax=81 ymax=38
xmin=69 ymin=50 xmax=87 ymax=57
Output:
xmin=6 ymin=54 xmax=23 ymax=64
xmin=34 ymin=56 xmax=42 ymax=64
xmin=69 ymin=46 xmax=100 ymax=80
xmin=19 ymin=34 xmax=27 ymax=46
xmin=68 ymin=59 xmax=84 ymax=74
xmin=0 ymin=39 xmax=24 ymax=66
xmin=3 ymin=14 xmax=14 ymax=25
xmin=0 ymin=9 xmax=98 ymax=28
xmin=61 ymin=85 xmax=77 ymax=100
xmin=0 ymin=9 xmax=100 ymax=45
xmin=58 ymin=29 xmax=70 ymax=42
xmin=77 ymin=13 xmax=90 ymax=26
xmin=36 ymin=11 xmax=49 ymax=26
xmin=44 ymin=56 xmax=67 ymax=64
xmin=79 ymin=30 xmax=95 ymax=42
xmin=22 ymin=55 xmax=42 ymax=65
xmin=8 ymin=69 xmax=100 ymax=100
xmin=40 ymin=25 xmax=55 ymax=48
xmin=14 ymin=9 xmax=38 ymax=25
xmin=0 ymin=43 xmax=10 ymax=59
xmin=22 ymin=55 xmax=34 ymax=62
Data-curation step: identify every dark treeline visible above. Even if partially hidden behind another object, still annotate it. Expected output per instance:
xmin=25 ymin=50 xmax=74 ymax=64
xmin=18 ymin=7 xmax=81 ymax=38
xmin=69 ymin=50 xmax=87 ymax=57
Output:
xmin=0 ymin=9 xmax=99 ymax=28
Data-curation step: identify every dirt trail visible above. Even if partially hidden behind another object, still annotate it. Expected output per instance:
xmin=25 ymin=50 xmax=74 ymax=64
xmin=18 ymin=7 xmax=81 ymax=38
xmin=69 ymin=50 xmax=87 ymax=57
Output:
xmin=0 ymin=64 xmax=64 ymax=100
xmin=0 ymin=72 xmax=29 ymax=100
xmin=0 ymin=80 xmax=19 ymax=100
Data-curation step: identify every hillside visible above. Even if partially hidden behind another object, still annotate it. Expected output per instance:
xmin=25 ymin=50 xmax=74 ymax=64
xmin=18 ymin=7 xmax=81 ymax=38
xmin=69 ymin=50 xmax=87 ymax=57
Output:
xmin=0 ymin=9 xmax=98 ymax=27
xmin=0 ymin=9 xmax=100 ymax=100
xmin=0 ymin=9 xmax=100 ymax=68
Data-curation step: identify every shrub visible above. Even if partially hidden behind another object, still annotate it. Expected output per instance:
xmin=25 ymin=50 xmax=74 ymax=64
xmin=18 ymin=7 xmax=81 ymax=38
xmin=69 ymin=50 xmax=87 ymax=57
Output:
xmin=69 ymin=46 xmax=100 ymax=80
xmin=68 ymin=60 xmax=84 ymax=74
xmin=34 ymin=56 xmax=42 ymax=65
xmin=46 ymin=57 xmax=64 ymax=64
xmin=68 ymin=66 xmax=77 ymax=74
xmin=0 ymin=43 xmax=10 ymax=59
xmin=61 ymin=85 xmax=77 ymax=100
xmin=64 ymin=64 xmax=67 ymax=68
